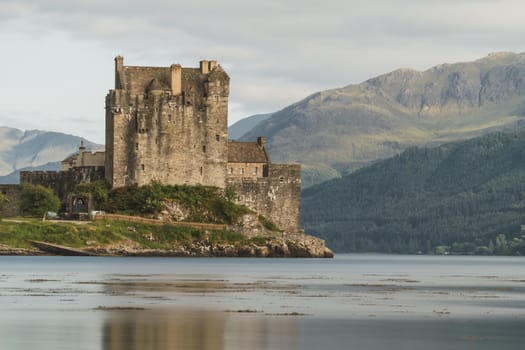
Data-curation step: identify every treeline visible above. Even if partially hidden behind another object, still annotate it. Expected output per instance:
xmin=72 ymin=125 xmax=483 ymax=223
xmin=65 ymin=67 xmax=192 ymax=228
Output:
xmin=302 ymin=131 xmax=525 ymax=255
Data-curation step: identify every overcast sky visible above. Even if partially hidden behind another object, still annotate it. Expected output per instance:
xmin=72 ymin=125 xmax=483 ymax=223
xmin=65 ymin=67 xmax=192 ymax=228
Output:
xmin=1 ymin=0 xmax=525 ymax=143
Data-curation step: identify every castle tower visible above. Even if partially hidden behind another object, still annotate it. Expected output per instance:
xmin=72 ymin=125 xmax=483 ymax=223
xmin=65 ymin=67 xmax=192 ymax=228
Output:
xmin=105 ymin=56 xmax=230 ymax=188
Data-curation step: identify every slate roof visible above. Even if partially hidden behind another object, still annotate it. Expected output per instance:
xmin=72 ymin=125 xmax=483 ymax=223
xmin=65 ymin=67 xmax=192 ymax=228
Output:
xmin=227 ymin=141 xmax=269 ymax=163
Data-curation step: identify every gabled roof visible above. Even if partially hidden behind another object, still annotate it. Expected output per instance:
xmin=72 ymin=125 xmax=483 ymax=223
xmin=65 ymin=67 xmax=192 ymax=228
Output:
xmin=228 ymin=141 xmax=269 ymax=163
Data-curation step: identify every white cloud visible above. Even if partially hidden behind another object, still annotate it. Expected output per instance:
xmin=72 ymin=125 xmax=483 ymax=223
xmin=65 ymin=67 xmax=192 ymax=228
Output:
xmin=1 ymin=0 xmax=525 ymax=141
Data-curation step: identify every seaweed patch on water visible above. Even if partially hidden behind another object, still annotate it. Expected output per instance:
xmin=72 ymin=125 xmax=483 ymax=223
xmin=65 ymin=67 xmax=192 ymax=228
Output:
xmin=26 ymin=279 xmax=61 ymax=283
xmin=224 ymin=309 xmax=263 ymax=313
xmin=265 ymin=312 xmax=308 ymax=316
xmin=94 ymin=306 xmax=148 ymax=311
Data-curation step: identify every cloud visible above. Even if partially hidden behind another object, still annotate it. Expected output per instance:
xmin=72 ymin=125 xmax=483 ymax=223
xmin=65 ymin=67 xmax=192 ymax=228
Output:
xmin=2 ymin=0 xmax=525 ymax=138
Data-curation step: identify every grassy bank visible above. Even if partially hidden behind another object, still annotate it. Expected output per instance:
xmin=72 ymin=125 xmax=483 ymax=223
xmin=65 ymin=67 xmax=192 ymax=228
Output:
xmin=0 ymin=218 xmax=261 ymax=250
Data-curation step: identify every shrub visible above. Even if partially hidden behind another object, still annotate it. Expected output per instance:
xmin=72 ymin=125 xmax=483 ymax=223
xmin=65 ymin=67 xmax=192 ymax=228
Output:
xmin=73 ymin=180 xmax=110 ymax=208
xmin=20 ymin=184 xmax=61 ymax=217
xmin=258 ymin=215 xmax=281 ymax=232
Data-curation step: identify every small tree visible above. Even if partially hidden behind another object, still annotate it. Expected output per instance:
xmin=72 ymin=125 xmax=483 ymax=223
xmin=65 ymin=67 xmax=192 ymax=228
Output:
xmin=20 ymin=184 xmax=61 ymax=217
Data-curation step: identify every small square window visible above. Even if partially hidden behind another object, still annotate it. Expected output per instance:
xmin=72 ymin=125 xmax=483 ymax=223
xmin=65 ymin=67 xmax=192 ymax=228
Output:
xmin=216 ymin=134 xmax=220 ymax=141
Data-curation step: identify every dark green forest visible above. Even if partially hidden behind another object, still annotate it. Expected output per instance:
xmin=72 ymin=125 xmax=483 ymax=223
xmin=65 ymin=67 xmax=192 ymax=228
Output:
xmin=302 ymin=131 xmax=525 ymax=255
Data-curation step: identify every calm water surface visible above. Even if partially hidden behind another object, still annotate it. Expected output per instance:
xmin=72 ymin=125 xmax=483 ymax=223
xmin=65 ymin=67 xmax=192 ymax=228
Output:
xmin=0 ymin=254 xmax=524 ymax=349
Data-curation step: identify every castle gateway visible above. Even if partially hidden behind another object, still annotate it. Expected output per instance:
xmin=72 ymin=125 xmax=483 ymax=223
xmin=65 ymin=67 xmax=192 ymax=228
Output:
xmin=20 ymin=57 xmax=301 ymax=232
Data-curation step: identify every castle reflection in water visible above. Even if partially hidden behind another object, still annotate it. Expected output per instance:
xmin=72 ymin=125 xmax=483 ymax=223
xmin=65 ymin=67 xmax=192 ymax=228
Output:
xmin=101 ymin=308 xmax=298 ymax=350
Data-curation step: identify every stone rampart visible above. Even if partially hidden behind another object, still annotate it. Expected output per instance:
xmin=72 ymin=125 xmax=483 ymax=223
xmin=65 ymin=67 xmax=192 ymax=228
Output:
xmin=0 ymin=184 xmax=22 ymax=217
xmin=227 ymin=163 xmax=301 ymax=233
xmin=20 ymin=166 xmax=105 ymax=201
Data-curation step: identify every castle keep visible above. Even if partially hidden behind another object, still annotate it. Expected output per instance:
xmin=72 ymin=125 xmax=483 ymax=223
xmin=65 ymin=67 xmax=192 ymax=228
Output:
xmin=106 ymin=57 xmax=229 ymax=188
xmin=15 ymin=57 xmax=301 ymax=232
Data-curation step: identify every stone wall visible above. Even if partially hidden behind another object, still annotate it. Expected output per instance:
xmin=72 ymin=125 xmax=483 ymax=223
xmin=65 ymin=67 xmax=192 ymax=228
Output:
xmin=20 ymin=166 xmax=105 ymax=201
xmin=227 ymin=164 xmax=301 ymax=233
xmin=0 ymin=185 xmax=22 ymax=217
xmin=106 ymin=57 xmax=230 ymax=189
xmin=227 ymin=162 xmax=268 ymax=178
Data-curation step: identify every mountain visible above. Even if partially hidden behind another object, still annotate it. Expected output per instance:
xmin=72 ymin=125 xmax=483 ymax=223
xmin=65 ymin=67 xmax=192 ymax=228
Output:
xmin=301 ymin=131 xmax=525 ymax=254
xmin=228 ymin=113 xmax=272 ymax=140
xmin=0 ymin=162 xmax=61 ymax=184
xmin=242 ymin=52 xmax=525 ymax=187
xmin=0 ymin=127 xmax=102 ymax=177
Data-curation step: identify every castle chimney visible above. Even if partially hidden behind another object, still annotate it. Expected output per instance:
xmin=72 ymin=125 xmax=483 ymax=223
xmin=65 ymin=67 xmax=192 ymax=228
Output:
xmin=170 ymin=64 xmax=182 ymax=95
xmin=257 ymin=136 xmax=266 ymax=149
xmin=200 ymin=60 xmax=209 ymax=74
xmin=114 ymin=55 xmax=124 ymax=89
xmin=208 ymin=60 xmax=217 ymax=71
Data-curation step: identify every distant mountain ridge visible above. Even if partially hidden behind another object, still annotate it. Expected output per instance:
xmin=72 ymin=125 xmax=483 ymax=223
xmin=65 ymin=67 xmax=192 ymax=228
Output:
xmin=0 ymin=162 xmax=61 ymax=185
xmin=242 ymin=51 xmax=525 ymax=187
xmin=0 ymin=126 xmax=102 ymax=179
xmin=228 ymin=113 xmax=272 ymax=140
xmin=301 ymin=131 xmax=525 ymax=254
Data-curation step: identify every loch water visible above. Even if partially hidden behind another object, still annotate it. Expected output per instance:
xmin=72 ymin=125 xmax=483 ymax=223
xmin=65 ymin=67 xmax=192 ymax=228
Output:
xmin=0 ymin=254 xmax=524 ymax=349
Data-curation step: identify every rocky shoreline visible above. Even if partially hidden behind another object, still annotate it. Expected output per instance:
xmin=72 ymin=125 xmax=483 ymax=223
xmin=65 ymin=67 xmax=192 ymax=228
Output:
xmin=0 ymin=234 xmax=334 ymax=258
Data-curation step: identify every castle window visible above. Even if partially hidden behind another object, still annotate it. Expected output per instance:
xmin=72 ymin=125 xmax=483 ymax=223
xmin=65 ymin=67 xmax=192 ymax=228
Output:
xmin=141 ymin=164 xmax=145 ymax=171
xmin=229 ymin=168 xmax=233 ymax=174
xmin=240 ymin=168 xmax=245 ymax=175
xmin=168 ymin=114 xmax=172 ymax=122
xmin=253 ymin=167 xmax=258 ymax=175
xmin=200 ymin=167 xmax=203 ymax=175
xmin=279 ymin=176 xmax=285 ymax=183
xmin=135 ymin=143 xmax=139 ymax=151
xmin=215 ymin=134 xmax=220 ymax=141
xmin=202 ymin=145 xmax=206 ymax=153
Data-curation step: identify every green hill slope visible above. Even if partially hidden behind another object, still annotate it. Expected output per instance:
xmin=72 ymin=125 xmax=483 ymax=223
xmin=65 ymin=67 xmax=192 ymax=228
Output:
xmin=301 ymin=131 xmax=525 ymax=254
xmin=242 ymin=52 xmax=525 ymax=187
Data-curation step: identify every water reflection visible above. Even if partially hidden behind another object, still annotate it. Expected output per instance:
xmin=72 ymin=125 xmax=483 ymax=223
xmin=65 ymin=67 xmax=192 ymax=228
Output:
xmin=101 ymin=308 xmax=298 ymax=350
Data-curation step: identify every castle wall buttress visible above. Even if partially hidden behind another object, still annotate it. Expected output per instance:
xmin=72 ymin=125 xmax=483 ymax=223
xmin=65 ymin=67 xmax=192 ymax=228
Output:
xmin=227 ymin=164 xmax=301 ymax=233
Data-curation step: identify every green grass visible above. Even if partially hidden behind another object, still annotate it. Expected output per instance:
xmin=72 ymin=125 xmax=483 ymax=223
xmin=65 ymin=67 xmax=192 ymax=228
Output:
xmin=0 ymin=219 xmax=253 ymax=250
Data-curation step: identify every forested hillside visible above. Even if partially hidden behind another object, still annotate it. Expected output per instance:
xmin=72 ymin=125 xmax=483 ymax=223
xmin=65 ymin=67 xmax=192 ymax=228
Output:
xmin=302 ymin=131 xmax=525 ymax=254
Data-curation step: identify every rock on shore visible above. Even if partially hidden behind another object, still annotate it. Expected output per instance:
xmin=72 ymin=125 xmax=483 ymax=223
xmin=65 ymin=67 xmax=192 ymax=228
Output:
xmin=86 ymin=233 xmax=333 ymax=258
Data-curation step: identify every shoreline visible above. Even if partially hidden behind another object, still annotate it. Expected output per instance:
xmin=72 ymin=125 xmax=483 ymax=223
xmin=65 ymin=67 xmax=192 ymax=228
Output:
xmin=0 ymin=234 xmax=334 ymax=258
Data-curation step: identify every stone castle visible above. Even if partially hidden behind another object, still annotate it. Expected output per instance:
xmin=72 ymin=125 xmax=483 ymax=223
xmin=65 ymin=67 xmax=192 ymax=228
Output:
xmin=11 ymin=57 xmax=301 ymax=232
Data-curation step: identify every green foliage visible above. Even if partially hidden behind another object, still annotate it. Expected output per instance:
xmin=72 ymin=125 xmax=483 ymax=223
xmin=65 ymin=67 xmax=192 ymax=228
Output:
xmin=102 ymin=182 xmax=251 ymax=225
xmin=73 ymin=180 xmax=110 ymax=208
xmin=20 ymin=184 xmax=60 ymax=217
xmin=0 ymin=219 xmax=251 ymax=250
xmin=302 ymin=131 xmax=525 ymax=255
xmin=258 ymin=215 xmax=281 ymax=232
